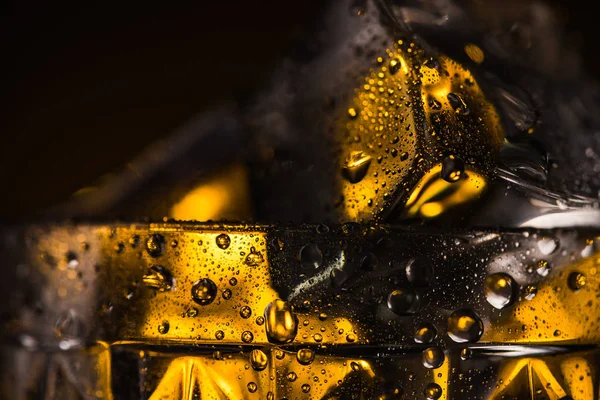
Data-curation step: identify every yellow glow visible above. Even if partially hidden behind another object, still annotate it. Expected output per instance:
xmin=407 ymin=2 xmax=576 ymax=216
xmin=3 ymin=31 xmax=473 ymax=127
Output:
xmin=464 ymin=43 xmax=485 ymax=64
xmin=170 ymin=163 xmax=251 ymax=221
xmin=432 ymin=351 xmax=449 ymax=400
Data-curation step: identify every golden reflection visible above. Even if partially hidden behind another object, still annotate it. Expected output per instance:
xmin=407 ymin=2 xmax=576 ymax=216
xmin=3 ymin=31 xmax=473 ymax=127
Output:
xmin=170 ymin=163 xmax=252 ymax=221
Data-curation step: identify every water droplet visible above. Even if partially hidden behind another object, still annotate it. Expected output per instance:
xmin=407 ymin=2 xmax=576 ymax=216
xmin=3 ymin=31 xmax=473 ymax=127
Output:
xmin=536 ymin=260 xmax=551 ymax=277
xmin=186 ymin=307 xmax=198 ymax=317
xmin=568 ymin=272 xmax=586 ymax=291
xmin=348 ymin=108 xmax=358 ymax=119
xmin=422 ymin=346 xmax=445 ymax=369
xmin=222 ymin=288 xmax=232 ymax=300
xmin=537 ymin=237 xmax=559 ymax=255
xmin=249 ymin=349 xmax=268 ymax=371
xmin=143 ymin=266 xmax=173 ymax=292
xmin=389 ymin=58 xmax=401 ymax=75
xmin=229 ymin=277 xmax=238 ymax=286
xmin=342 ymin=151 xmax=372 ymax=183
xmin=264 ymin=299 xmax=298 ymax=344
xmin=65 ymin=251 xmax=79 ymax=269
xmin=129 ymin=235 xmax=140 ymax=248
xmin=447 ymin=309 xmax=484 ymax=343
xmin=146 ymin=234 xmax=165 ymax=257
xmin=405 ymin=257 xmax=434 ymax=286
xmin=215 ymin=330 xmax=224 ymax=340
xmin=275 ymin=349 xmax=285 ymax=359
xmin=484 ymin=273 xmax=516 ymax=309
xmin=267 ymin=392 xmax=274 ymax=400
xmin=114 ymin=242 xmax=125 ymax=254
xmin=523 ymin=285 xmax=538 ymax=300
xmin=441 ymin=155 xmax=465 ymax=182
xmin=316 ymin=224 xmax=330 ymax=234
xmin=241 ymin=331 xmax=254 ymax=343
xmin=216 ymin=234 xmax=231 ymax=250
xmin=554 ymin=329 xmax=561 ymax=337
xmin=414 ymin=322 xmax=437 ymax=344
xmin=424 ymin=383 xmax=442 ymax=400
xmin=350 ymin=361 xmax=361 ymax=371
xmin=360 ymin=253 xmax=378 ymax=270
xmin=247 ymin=382 xmax=258 ymax=393
xmin=287 ymin=372 xmax=298 ymax=382
xmin=170 ymin=240 xmax=178 ymax=248
xmin=298 ymin=243 xmax=323 ymax=269
xmin=460 ymin=348 xmax=472 ymax=360
xmin=55 ymin=310 xmax=82 ymax=338
xmin=240 ymin=306 xmax=252 ymax=319
xmin=158 ymin=321 xmax=170 ymax=334
xmin=191 ymin=278 xmax=217 ymax=305
xmin=387 ymin=288 xmax=420 ymax=315
xmin=301 ymin=383 xmax=311 ymax=393
xmin=296 ymin=348 xmax=315 ymax=365
xmin=245 ymin=247 xmax=264 ymax=266
xmin=346 ymin=333 xmax=356 ymax=342
xmin=313 ymin=333 xmax=323 ymax=342
xmin=256 ymin=316 xmax=265 ymax=325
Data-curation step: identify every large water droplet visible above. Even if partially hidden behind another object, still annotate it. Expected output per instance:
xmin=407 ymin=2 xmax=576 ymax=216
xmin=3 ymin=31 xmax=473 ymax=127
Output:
xmin=484 ymin=273 xmax=516 ymax=309
xmin=264 ymin=299 xmax=298 ymax=344
xmin=143 ymin=266 xmax=173 ymax=292
xmin=441 ymin=155 xmax=465 ymax=183
xmin=215 ymin=234 xmax=231 ymax=250
xmin=387 ymin=288 xmax=420 ymax=315
xmin=342 ymin=151 xmax=372 ymax=183
xmin=249 ymin=349 xmax=268 ymax=371
xmin=424 ymin=383 xmax=442 ymax=400
xmin=537 ymin=237 xmax=559 ymax=255
xmin=158 ymin=321 xmax=170 ymax=334
xmin=146 ymin=234 xmax=165 ymax=257
xmin=568 ymin=271 xmax=587 ymax=291
xmin=447 ymin=309 xmax=484 ymax=343
xmin=405 ymin=257 xmax=434 ymax=286
xmin=296 ymin=348 xmax=315 ymax=365
xmin=414 ymin=322 xmax=437 ymax=344
xmin=191 ymin=278 xmax=217 ymax=305
xmin=298 ymin=243 xmax=323 ymax=269
xmin=422 ymin=346 xmax=445 ymax=369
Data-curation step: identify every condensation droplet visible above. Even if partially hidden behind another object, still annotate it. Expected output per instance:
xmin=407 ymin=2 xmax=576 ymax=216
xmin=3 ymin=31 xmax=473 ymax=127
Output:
xmin=568 ymin=271 xmax=587 ymax=291
xmin=424 ymin=383 xmax=442 ymax=400
xmin=301 ymin=383 xmax=311 ymax=393
xmin=537 ymin=237 xmax=559 ymax=256
xmin=298 ymin=243 xmax=323 ymax=269
xmin=215 ymin=330 xmax=224 ymax=340
xmin=143 ymin=266 xmax=173 ymax=292
xmin=240 ymin=306 xmax=252 ymax=319
xmin=247 ymin=382 xmax=258 ymax=393
xmin=387 ymin=288 xmax=420 ymax=315
xmin=523 ymin=285 xmax=538 ymax=300
xmin=146 ymin=234 xmax=165 ymax=257
xmin=536 ymin=260 xmax=551 ymax=277
xmin=264 ymin=299 xmax=298 ymax=344
xmin=441 ymin=155 xmax=465 ymax=183
xmin=460 ymin=348 xmax=472 ymax=360
xmin=484 ymin=273 xmax=516 ymax=309
xmin=447 ymin=309 xmax=484 ymax=343
xmin=422 ymin=346 xmax=445 ymax=369
xmin=245 ymin=247 xmax=264 ymax=266
xmin=287 ymin=372 xmax=298 ymax=382
xmin=158 ymin=321 xmax=170 ymax=335
xmin=342 ymin=151 xmax=372 ymax=183
xmin=414 ymin=322 xmax=437 ymax=344
xmin=405 ymin=257 xmax=434 ymax=286
xmin=222 ymin=288 xmax=232 ymax=300
xmin=249 ymin=349 xmax=268 ymax=371
xmin=191 ymin=278 xmax=217 ymax=306
xmin=215 ymin=234 xmax=231 ymax=250
xmin=296 ymin=348 xmax=315 ymax=365
xmin=241 ymin=331 xmax=254 ymax=343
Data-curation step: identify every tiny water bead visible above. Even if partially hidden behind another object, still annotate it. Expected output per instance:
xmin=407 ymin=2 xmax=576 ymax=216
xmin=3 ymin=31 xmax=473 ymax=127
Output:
xmin=241 ymin=331 xmax=254 ymax=343
xmin=247 ymin=382 xmax=257 ymax=393
xmin=146 ymin=234 xmax=165 ymax=257
xmin=484 ymin=273 xmax=516 ymax=309
xmin=191 ymin=278 xmax=217 ymax=306
xmin=422 ymin=347 xmax=445 ymax=369
xmin=424 ymin=383 xmax=442 ymax=400
xmin=405 ymin=257 xmax=434 ymax=287
xmin=286 ymin=372 xmax=297 ymax=382
xmin=298 ymin=243 xmax=323 ymax=269
xmin=568 ymin=271 xmax=587 ymax=291
xmin=215 ymin=330 xmax=224 ymax=340
xmin=441 ymin=155 xmax=465 ymax=182
xmin=296 ymin=348 xmax=315 ymax=365
xmin=414 ymin=322 xmax=437 ymax=344
xmin=387 ymin=288 xmax=420 ymax=315
xmin=342 ymin=151 xmax=372 ymax=183
xmin=215 ymin=233 xmax=231 ymax=250
xmin=249 ymin=349 xmax=268 ymax=371
xmin=536 ymin=260 xmax=551 ymax=277
xmin=222 ymin=288 xmax=232 ymax=300
xmin=264 ymin=299 xmax=298 ymax=344
xmin=245 ymin=247 xmax=264 ymax=266
xmin=142 ymin=266 xmax=174 ymax=292
xmin=523 ymin=285 xmax=538 ymax=300
xmin=301 ymin=384 xmax=311 ymax=393
xmin=447 ymin=309 xmax=484 ymax=343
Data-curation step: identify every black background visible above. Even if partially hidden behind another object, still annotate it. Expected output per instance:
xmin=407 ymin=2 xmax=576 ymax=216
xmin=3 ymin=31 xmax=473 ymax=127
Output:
xmin=0 ymin=0 xmax=595 ymax=220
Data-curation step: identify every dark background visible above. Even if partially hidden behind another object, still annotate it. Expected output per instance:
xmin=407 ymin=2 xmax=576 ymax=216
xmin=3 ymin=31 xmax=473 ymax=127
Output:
xmin=0 ymin=0 xmax=595 ymax=220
